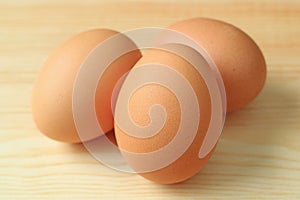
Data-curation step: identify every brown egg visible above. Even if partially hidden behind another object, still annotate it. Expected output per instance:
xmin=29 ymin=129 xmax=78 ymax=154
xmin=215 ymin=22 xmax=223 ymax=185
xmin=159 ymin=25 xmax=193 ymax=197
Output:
xmin=169 ymin=18 xmax=267 ymax=112
xmin=32 ymin=29 xmax=141 ymax=143
xmin=114 ymin=44 xmax=222 ymax=184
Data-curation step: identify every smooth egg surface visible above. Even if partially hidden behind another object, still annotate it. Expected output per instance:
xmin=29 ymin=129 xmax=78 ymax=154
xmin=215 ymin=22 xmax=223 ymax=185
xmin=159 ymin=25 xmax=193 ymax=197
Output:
xmin=114 ymin=46 xmax=217 ymax=184
xmin=32 ymin=29 xmax=141 ymax=143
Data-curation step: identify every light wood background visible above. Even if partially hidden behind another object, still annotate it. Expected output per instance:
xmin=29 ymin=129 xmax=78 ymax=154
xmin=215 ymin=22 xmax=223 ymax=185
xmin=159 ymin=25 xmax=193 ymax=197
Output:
xmin=0 ymin=0 xmax=299 ymax=199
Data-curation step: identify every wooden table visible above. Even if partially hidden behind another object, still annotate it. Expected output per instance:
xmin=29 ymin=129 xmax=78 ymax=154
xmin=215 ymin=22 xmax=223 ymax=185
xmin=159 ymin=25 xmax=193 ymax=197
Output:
xmin=1 ymin=0 xmax=299 ymax=199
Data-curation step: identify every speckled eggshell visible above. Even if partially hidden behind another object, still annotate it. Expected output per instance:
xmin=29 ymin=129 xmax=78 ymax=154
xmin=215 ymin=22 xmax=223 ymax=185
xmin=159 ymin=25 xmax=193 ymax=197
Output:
xmin=114 ymin=48 xmax=214 ymax=184
xmin=169 ymin=18 xmax=267 ymax=112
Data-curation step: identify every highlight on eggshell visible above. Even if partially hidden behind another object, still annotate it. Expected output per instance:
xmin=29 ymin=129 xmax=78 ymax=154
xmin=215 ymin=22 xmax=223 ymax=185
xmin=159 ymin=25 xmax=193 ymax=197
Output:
xmin=32 ymin=29 xmax=142 ymax=143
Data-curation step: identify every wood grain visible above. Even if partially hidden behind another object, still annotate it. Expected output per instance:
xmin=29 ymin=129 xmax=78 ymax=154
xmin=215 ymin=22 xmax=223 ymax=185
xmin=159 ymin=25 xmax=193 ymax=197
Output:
xmin=0 ymin=0 xmax=299 ymax=199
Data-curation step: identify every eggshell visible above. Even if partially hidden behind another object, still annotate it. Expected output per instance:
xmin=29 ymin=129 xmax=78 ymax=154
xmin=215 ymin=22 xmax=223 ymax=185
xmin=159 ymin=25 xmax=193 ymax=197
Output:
xmin=114 ymin=47 xmax=215 ymax=184
xmin=32 ymin=29 xmax=141 ymax=143
xmin=169 ymin=18 xmax=267 ymax=112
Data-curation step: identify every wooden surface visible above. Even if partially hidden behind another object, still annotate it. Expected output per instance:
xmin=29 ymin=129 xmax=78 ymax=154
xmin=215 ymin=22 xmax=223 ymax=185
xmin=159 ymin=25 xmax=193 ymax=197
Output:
xmin=0 ymin=0 xmax=299 ymax=199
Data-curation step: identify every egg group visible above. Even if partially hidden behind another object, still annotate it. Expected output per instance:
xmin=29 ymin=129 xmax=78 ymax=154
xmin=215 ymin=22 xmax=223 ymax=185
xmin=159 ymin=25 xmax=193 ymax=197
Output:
xmin=32 ymin=18 xmax=266 ymax=184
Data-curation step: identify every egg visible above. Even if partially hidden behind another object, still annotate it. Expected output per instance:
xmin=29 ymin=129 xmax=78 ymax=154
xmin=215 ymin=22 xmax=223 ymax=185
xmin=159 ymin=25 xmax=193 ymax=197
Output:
xmin=114 ymin=43 xmax=224 ymax=184
xmin=32 ymin=29 xmax=141 ymax=143
xmin=169 ymin=18 xmax=267 ymax=112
